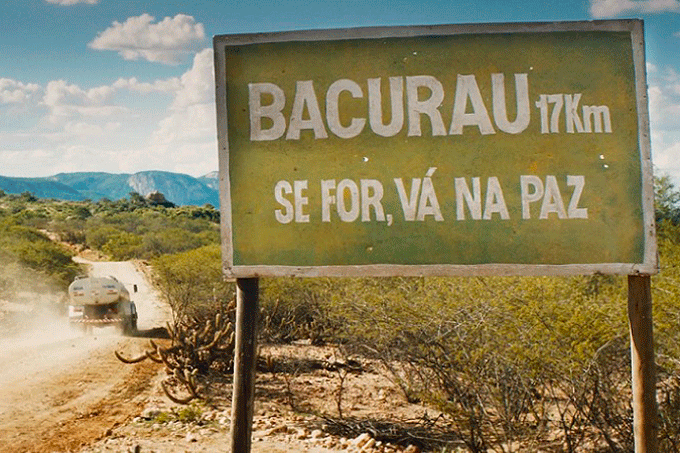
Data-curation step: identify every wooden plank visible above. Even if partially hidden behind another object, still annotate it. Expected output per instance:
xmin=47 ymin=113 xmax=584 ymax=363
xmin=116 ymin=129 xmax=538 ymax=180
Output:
xmin=230 ymin=278 xmax=260 ymax=453
xmin=223 ymin=262 xmax=658 ymax=278
xmin=628 ymin=275 xmax=658 ymax=453
xmin=214 ymin=20 xmax=658 ymax=280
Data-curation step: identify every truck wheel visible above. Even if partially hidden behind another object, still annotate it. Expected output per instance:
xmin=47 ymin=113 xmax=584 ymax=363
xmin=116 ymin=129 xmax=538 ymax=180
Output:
xmin=121 ymin=319 xmax=137 ymax=336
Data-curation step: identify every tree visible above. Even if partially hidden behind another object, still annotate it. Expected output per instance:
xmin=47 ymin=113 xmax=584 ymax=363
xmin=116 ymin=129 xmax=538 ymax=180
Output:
xmin=71 ymin=205 xmax=92 ymax=220
xmin=19 ymin=191 xmax=37 ymax=202
xmin=128 ymin=191 xmax=147 ymax=207
xmin=655 ymin=174 xmax=680 ymax=224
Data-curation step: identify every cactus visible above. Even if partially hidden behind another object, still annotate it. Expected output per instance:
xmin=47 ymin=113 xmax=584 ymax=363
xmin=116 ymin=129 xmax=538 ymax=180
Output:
xmin=115 ymin=299 xmax=236 ymax=404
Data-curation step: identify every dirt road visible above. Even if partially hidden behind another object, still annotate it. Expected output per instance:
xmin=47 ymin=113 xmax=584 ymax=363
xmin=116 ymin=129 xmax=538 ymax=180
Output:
xmin=0 ymin=260 xmax=171 ymax=453
xmin=0 ymin=259 xmax=430 ymax=453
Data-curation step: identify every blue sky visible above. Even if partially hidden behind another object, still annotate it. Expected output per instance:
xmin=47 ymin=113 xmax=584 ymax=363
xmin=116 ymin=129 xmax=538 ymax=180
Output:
xmin=1 ymin=0 xmax=679 ymax=184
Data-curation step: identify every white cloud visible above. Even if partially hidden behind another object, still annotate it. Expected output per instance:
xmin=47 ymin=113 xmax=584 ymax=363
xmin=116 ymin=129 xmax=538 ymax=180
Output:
xmin=88 ymin=14 xmax=205 ymax=65
xmin=42 ymin=80 xmax=121 ymax=125
xmin=590 ymin=0 xmax=680 ymax=17
xmin=45 ymin=0 xmax=98 ymax=4
xmin=112 ymin=77 xmax=181 ymax=94
xmin=43 ymin=80 xmax=114 ymax=108
xmin=35 ymin=76 xmax=180 ymax=129
xmin=647 ymin=67 xmax=680 ymax=185
xmin=149 ymin=48 xmax=217 ymax=174
xmin=0 ymin=145 xmax=87 ymax=177
xmin=168 ymin=142 xmax=219 ymax=176
xmin=0 ymin=79 xmax=41 ymax=105
xmin=64 ymin=121 xmax=121 ymax=137
xmin=151 ymin=49 xmax=215 ymax=139
xmin=171 ymin=48 xmax=214 ymax=110
xmin=153 ymin=103 xmax=216 ymax=145
xmin=0 ymin=49 xmax=218 ymax=177
xmin=655 ymin=141 xmax=680 ymax=169
xmin=648 ymin=69 xmax=680 ymax=124
xmin=654 ymin=140 xmax=680 ymax=188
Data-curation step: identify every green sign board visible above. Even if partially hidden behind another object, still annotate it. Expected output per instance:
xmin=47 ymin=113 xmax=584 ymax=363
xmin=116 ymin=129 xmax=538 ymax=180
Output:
xmin=214 ymin=20 xmax=657 ymax=277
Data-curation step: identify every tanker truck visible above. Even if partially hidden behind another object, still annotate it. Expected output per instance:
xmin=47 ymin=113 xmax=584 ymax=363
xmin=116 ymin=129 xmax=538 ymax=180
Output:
xmin=68 ymin=275 xmax=138 ymax=335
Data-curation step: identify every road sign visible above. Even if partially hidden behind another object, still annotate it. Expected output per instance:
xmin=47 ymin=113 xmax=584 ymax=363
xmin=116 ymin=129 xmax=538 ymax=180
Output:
xmin=214 ymin=20 xmax=656 ymax=278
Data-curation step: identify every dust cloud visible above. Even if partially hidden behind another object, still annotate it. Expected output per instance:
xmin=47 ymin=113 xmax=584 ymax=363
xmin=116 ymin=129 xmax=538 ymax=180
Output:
xmin=0 ymin=312 xmax=77 ymax=357
xmin=0 ymin=261 xmax=120 ymax=359
xmin=0 ymin=293 xmax=121 ymax=393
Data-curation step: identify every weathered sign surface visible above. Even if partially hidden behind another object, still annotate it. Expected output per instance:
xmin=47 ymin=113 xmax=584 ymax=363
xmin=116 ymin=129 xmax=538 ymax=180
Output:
xmin=214 ymin=20 xmax=657 ymax=277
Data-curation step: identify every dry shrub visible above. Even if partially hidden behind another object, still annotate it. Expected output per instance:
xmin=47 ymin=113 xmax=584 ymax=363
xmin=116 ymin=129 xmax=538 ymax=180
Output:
xmin=259 ymin=277 xmax=339 ymax=344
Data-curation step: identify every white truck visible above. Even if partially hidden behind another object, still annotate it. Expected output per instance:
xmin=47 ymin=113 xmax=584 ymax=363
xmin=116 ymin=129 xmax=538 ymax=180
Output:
xmin=68 ymin=276 xmax=138 ymax=335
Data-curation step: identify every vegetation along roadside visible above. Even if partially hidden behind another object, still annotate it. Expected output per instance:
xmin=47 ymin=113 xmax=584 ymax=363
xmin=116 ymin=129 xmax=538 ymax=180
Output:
xmin=1 ymin=178 xmax=680 ymax=452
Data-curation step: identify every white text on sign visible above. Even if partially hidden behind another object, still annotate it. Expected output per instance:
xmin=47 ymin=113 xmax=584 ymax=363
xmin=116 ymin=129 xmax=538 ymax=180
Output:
xmin=249 ymin=75 xmax=612 ymax=140
xmin=274 ymin=172 xmax=589 ymax=224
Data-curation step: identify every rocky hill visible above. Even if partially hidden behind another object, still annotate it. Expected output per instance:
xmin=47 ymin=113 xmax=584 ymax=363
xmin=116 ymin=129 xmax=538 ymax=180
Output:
xmin=198 ymin=171 xmax=219 ymax=191
xmin=0 ymin=171 xmax=219 ymax=207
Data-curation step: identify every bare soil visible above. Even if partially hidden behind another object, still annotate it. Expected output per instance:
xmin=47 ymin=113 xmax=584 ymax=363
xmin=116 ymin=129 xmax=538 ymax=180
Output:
xmin=0 ymin=258 xmax=445 ymax=453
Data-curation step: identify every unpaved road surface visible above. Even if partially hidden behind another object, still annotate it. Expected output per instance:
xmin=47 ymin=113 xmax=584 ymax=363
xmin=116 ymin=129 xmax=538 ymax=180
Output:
xmin=0 ymin=260 xmax=170 ymax=453
xmin=0 ymin=259 xmax=433 ymax=453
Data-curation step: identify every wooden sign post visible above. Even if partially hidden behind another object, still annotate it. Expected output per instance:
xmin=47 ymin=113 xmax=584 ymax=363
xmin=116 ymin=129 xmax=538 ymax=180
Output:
xmin=230 ymin=278 xmax=259 ymax=453
xmin=628 ymin=275 xmax=658 ymax=453
xmin=214 ymin=20 xmax=659 ymax=452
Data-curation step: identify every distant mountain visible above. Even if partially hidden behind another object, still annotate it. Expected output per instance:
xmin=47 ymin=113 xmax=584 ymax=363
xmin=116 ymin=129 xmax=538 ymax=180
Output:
xmin=198 ymin=171 xmax=219 ymax=191
xmin=0 ymin=175 xmax=83 ymax=200
xmin=128 ymin=171 xmax=218 ymax=207
xmin=48 ymin=172 xmax=133 ymax=201
xmin=0 ymin=171 xmax=219 ymax=207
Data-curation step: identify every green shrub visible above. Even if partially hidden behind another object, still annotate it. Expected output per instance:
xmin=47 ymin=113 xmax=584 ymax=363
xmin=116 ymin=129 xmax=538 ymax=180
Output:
xmin=102 ymin=231 xmax=144 ymax=260
xmin=2 ymin=189 xmax=678 ymax=450
xmin=11 ymin=207 xmax=50 ymax=229
xmin=81 ymin=202 xmax=220 ymax=260
xmin=259 ymin=277 xmax=338 ymax=344
xmin=0 ymin=221 xmax=79 ymax=290
xmin=152 ymin=244 xmax=233 ymax=321
xmin=140 ymin=227 xmax=218 ymax=258
xmin=85 ymin=225 xmax=121 ymax=249
xmin=655 ymin=174 xmax=680 ymax=225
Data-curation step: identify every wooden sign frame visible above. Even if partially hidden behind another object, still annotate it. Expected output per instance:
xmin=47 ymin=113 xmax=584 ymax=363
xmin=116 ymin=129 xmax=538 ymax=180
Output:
xmin=215 ymin=19 xmax=657 ymax=279
xmin=214 ymin=19 xmax=659 ymax=453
